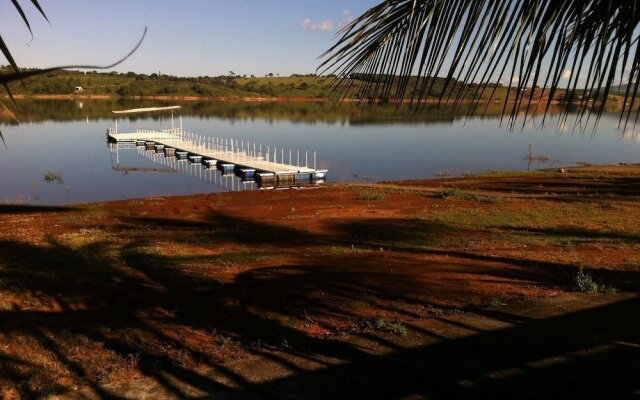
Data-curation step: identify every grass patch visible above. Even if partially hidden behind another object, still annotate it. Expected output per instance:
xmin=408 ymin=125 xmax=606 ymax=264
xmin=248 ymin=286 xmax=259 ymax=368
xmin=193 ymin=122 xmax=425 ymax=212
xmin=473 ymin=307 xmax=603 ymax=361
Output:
xmin=328 ymin=245 xmax=372 ymax=255
xmin=433 ymin=188 xmax=503 ymax=204
xmin=434 ymin=188 xmax=464 ymax=199
xmin=363 ymin=317 xmax=407 ymax=336
xmin=357 ymin=190 xmax=386 ymax=201
xmin=59 ymin=228 xmax=111 ymax=246
xmin=211 ymin=251 xmax=279 ymax=266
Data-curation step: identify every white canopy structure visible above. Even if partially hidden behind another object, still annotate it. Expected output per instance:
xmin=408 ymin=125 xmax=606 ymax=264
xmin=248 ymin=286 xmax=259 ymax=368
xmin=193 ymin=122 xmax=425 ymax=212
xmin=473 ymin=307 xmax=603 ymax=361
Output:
xmin=109 ymin=106 xmax=183 ymax=136
xmin=112 ymin=106 xmax=182 ymax=114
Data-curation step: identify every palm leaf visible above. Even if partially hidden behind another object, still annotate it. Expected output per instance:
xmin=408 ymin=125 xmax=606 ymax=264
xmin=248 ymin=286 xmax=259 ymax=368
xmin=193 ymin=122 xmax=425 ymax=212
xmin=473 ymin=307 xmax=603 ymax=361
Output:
xmin=320 ymin=0 xmax=640 ymax=130
xmin=0 ymin=27 xmax=147 ymax=86
xmin=1 ymin=1 xmax=146 ymax=143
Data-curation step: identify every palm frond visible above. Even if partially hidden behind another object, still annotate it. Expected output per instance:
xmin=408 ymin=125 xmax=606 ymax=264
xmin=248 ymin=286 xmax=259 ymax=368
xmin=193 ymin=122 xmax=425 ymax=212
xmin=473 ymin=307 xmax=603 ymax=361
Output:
xmin=1 ymin=0 xmax=147 ymax=146
xmin=320 ymin=0 xmax=640 ymax=130
xmin=0 ymin=27 xmax=147 ymax=86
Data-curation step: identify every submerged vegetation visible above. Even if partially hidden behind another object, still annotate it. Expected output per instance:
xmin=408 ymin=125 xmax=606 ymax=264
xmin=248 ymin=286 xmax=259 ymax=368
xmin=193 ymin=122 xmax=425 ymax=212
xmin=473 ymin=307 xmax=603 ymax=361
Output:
xmin=42 ymin=171 xmax=64 ymax=184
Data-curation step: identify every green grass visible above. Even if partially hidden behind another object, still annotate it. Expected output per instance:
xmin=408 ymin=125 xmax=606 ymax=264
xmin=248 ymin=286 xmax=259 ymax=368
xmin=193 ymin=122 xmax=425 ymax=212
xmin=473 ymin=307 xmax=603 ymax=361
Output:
xmin=434 ymin=188 xmax=464 ymax=199
xmin=328 ymin=245 xmax=372 ymax=255
xmin=433 ymin=188 xmax=503 ymax=203
xmin=364 ymin=317 xmax=408 ymax=336
xmin=357 ymin=190 xmax=386 ymax=201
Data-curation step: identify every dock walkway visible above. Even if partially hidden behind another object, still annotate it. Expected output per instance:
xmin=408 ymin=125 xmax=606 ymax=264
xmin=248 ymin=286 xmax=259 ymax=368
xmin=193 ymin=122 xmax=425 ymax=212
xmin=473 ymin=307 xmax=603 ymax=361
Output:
xmin=108 ymin=128 xmax=326 ymax=186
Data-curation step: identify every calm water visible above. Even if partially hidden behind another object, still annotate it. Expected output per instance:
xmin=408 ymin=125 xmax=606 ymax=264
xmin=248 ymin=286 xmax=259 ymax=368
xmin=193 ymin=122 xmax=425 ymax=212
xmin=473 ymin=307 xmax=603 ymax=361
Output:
xmin=1 ymin=100 xmax=639 ymax=205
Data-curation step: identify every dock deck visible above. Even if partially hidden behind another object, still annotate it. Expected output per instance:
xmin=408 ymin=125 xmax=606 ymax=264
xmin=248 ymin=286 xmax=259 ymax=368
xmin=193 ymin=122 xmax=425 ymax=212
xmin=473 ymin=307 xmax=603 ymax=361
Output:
xmin=108 ymin=128 xmax=326 ymax=186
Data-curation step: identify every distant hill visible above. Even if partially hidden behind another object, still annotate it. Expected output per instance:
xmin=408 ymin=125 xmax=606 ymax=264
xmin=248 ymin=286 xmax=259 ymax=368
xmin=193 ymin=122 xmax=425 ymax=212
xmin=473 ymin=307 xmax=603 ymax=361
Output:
xmin=1 ymin=67 xmax=330 ymax=99
xmin=1 ymin=67 xmax=521 ymax=101
xmin=608 ymin=83 xmax=640 ymax=95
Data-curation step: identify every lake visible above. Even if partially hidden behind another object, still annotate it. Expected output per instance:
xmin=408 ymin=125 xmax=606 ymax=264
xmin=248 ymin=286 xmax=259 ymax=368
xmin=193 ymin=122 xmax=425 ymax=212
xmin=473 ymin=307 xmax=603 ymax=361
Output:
xmin=1 ymin=99 xmax=638 ymax=205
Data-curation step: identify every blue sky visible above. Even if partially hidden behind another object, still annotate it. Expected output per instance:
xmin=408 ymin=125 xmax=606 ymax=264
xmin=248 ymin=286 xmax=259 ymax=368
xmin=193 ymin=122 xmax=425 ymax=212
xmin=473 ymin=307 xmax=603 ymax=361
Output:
xmin=0 ymin=0 xmax=378 ymax=77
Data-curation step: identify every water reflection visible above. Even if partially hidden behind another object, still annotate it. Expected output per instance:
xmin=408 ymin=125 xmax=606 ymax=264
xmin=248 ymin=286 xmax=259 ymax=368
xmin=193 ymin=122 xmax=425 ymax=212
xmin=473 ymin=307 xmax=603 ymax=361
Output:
xmin=3 ymin=98 xmax=621 ymax=126
xmin=110 ymin=142 xmax=257 ymax=192
xmin=0 ymin=100 xmax=638 ymax=205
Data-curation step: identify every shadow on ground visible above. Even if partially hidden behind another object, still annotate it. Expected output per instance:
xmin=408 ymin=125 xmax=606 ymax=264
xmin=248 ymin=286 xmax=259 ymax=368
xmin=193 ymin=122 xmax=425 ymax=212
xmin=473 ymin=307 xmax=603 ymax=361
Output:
xmin=0 ymin=209 xmax=638 ymax=399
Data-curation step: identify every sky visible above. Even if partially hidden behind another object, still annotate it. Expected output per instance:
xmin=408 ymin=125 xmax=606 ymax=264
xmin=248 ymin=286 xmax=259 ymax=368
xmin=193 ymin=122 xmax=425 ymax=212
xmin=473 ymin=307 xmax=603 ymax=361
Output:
xmin=0 ymin=0 xmax=378 ymax=77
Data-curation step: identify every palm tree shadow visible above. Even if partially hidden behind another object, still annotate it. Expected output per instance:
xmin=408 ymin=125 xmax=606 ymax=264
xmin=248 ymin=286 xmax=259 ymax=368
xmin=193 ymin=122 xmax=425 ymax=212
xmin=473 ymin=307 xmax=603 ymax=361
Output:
xmin=0 ymin=210 xmax=638 ymax=398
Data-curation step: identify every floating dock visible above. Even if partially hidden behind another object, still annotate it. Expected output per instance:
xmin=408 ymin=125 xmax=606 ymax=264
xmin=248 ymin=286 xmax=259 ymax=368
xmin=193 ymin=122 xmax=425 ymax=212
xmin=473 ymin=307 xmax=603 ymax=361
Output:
xmin=107 ymin=128 xmax=326 ymax=186
xmin=107 ymin=106 xmax=326 ymax=188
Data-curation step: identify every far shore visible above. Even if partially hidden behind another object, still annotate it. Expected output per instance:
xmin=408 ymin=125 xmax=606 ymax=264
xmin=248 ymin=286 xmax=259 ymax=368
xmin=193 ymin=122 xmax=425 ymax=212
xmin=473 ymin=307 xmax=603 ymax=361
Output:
xmin=7 ymin=94 xmax=636 ymax=112
xmin=6 ymin=93 xmax=596 ymax=107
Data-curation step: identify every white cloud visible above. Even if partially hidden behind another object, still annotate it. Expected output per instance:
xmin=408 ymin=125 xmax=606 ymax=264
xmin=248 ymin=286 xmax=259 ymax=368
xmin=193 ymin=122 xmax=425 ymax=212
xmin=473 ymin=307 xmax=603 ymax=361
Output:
xmin=338 ymin=10 xmax=354 ymax=28
xmin=303 ymin=10 xmax=354 ymax=32
xmin=561 ymin=69 xmax=572 ymax=79
xmin=302 ymin=18 xmax=334 ymax=31
xmin=500 ymin=75 xmax=519 ymax=85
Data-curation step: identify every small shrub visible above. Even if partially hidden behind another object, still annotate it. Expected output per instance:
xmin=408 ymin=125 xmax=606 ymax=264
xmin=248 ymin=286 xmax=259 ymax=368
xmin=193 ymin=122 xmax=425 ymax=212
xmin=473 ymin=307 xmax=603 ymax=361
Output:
xmin=574 ymin=268 xmax=601 ymax=293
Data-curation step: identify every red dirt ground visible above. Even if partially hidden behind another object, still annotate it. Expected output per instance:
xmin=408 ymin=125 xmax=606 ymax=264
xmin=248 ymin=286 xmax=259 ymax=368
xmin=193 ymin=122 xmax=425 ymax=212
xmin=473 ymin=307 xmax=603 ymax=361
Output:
xmin=0 ymin=165 xmax=639 ymax=398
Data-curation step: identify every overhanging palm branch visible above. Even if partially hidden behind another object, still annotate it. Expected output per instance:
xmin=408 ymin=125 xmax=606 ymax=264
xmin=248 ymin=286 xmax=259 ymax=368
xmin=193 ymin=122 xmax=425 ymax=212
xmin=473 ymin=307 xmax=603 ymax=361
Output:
xmin=320 ymin=0 xmax=640 ymax=129
xmin=1 ymin=0 xmax=146 ymax=145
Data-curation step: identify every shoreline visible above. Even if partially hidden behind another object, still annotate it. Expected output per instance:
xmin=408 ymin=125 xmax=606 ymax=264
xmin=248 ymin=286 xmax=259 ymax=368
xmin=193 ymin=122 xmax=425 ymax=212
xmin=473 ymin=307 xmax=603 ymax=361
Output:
xmin=17 ymin=163 xmax=640 ymax=208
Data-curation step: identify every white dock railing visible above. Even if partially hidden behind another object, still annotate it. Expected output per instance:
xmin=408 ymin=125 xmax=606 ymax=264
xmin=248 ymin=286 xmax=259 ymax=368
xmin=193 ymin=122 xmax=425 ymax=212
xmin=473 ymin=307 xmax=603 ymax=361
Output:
xmin=108 ymin=128 xmax=323 ymax=174
xmin=169 ymin=130 xmax=317 ymax=171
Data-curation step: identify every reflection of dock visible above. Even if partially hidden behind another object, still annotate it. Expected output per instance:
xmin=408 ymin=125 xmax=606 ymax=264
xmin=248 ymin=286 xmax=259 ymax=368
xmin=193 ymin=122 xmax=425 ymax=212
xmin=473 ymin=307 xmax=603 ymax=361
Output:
xmin=108 ymin=128 xmax=327 ymax=187
xmin=133 ymin=144 xmax=257 ymax=192
xmin=109 ymin=142 xmax=256 ymax=192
